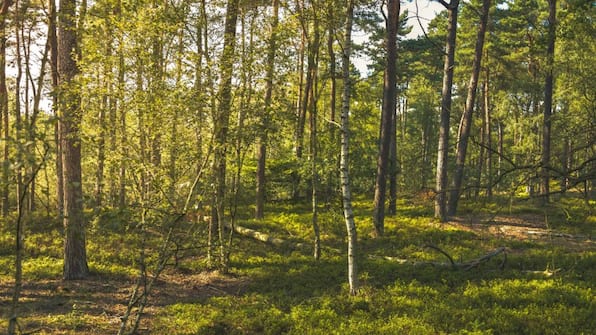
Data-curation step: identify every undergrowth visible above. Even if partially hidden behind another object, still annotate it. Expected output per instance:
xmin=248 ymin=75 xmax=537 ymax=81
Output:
xmin=0 ymin=194 xmax=594 ymax=334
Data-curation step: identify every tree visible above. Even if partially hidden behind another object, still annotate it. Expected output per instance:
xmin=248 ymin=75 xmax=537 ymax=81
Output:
xmin=58 ymin=0 xmax=88 ymax=280
xmin=541 ymin=0 xmax=556 ymax=202
xmin=255 ymin=0 xmax=279 ymax=219
xmin=434 ymin=0 xmax=459 ymax=222
xmin=0 ymin=0 xmax=10 ymax=217
xmin=340 ymin=0 xmax=357 ymax=296
xmin=447 ymin=0 xmax=490 ymax=216
xmin=372 ymin=0 xmax=399 ymax=237
xmin=211 ymin=0 xmax=239 ymax=271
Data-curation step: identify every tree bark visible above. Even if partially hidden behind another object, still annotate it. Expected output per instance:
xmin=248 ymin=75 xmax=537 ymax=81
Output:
xmin=212 ymin=0 xmax=239 ymax=271
xmin=341 ymin=0 xmax=357 ymax=295
xmin=59 ymin=0 xmax=89 ymax=280
xmin=388 ymin=105 xmax=398 ymax=215
xmin=483 ymin=71 xmax=492 ymax=198
xmin=49 ymin=0 xmax=63 ymax=216
xmin=0 ymin=0 xmax=10 ymax=217
xmin=541 ymin=0 xmax=556 ymax=203
xmin=372 ymin=0 xmax=400 ymax=236
xmin=434 ymin=0 xmax=459 ymax=222
xmin=447 ymin=0 xmax=490 ymax=216
xmin=255 ymin=0 xmax=279 ymax=220
xmin=308 ymin=6 xmax=321 ymax=260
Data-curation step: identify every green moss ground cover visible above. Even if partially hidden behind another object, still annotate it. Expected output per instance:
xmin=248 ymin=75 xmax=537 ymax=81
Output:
xmin=0 ymin=196 xmax=594 ymax=334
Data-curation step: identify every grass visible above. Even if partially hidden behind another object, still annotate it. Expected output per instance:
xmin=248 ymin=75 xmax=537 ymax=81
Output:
xmin=0 ymin=194 xmax=594 ymax=334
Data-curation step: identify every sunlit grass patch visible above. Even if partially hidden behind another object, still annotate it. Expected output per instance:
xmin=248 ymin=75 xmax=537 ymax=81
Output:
xmin=156 ymin=296 xmax=290 ymax=335
xmin=22 ymin=256 xmax=62 ymax=280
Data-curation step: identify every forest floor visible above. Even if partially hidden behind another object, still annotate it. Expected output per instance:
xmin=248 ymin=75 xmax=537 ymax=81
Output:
xmin=0 ymin=195 xmax=595 ymax=334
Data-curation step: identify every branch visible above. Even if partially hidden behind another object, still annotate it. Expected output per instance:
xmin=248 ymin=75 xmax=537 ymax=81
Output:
xmin=376 ymin=246 xmax=507 ymax=271
xmin=424 ymin=243 xmax=455 ymax=266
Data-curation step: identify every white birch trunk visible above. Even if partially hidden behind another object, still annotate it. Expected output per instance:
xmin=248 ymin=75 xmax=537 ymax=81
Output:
xmin=340 ymin=0 xmax=357 ymax=296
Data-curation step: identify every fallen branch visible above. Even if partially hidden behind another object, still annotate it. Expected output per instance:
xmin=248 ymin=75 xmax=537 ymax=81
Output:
xmin=374 ymin=245 xmax=507 ymax=271
xmin=223 ymin=223 xmax=310 ymax=251
xmin=524 ymin=230 xmax=588 ymax=240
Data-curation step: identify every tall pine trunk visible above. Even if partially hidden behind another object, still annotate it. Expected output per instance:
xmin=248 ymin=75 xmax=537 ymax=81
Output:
xmin=59 ymin=0 xmax=89 ymax=280
xmin=541 ymin=0 xmax=556 ymax=203
xmin=256 ymin=0 xmax=279 ymax=219
xmin=434 ymin=0 xmax=459 ymax=222
xmin=211 ymin=0 xmax=239 ymax=271
xmin=0 ymin=0 xmax=10 ymax=216
xmin=447 ymin=0 xmax=490 ymax=216
xmin=372 ymin=0 xmax=399 ymax=236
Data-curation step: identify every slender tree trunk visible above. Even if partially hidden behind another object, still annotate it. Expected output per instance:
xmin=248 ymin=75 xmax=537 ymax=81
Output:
xmin=484 ymin=71 xmax=492 ymax=198
xmin=295 ymin=4 xmax=318 ymax=200
xmin=541 ymin=0 xmax=556 ymax=203
xmin=325 ymin=0 xmax=338 ymax=200
xmin=476 ymin=83 xmax=485 ymax=200
xmin=255 ymin=0 xmax=279 ymax=219
xmin=212 ymin=0 xmax=239 ymax=271
xmin=311 ymin=94 xmax=320 ymax=260
xmin=372 ymin=0 xmax=399 ymax=236
xmin=388 ymin=105 xmax=398 ymax=215
xmin=434 ymin=0 xmax=459 ymax=221
xmin=0 ymin=0 xmax=10 ymax=217
xmin=341 ymin=0 xmax=357 ymax=296
xmin=95 ymin=86 xmax=107 ymax=209
xmin=292 ymin=24 xmax=306 ymax=200
xmin=309 ymin=7 xmax=321 ymax=260
xmin=447 ymin=0 xmax=489 ymax=216
xmin=27 ymin=19 xmax=51 ymax=213
xmin=59 ymin=0 xmax=89 ymax=280
xmin=107 ymin=2 xmax=117 ymax=205
xmin=14 ymin=0 xmax=24 ymax=215
xmin=497 ymin=119 xmax=503 ymax=186
xmin=49 ymin=0 xmax=63 ymax=216
xmin=560 ymin=114 xmax=570 ymax=193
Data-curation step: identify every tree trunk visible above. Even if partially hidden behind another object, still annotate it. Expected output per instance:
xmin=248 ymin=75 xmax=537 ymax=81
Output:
xmin=49 ymin=0 xmax=63 ymax=216
xmin=212 ymin=0 xmax=239 ymax=271
xmin=325 ymin=0 xmax=338 ymax=201
xmin=372 ymin=0 xmax=400 ymax=236
xmin=434 ymin=0 xmax=459 ymax=221
xmin=14 ymin=0 xmax=23 ymax=215
xmin=476 ymin=82 xmax=485 ymax=200
xmin=59 ymin=0 xmax=89 ymax=280
xmin=447 ymin=0 xmax=489 ymax=216
xmin=28 ymin=18 xmax=51 ymax=213
xmin=309 ymin=7 xmax=321 ymax=260
xmin=292 ymin=24 xmax=306 ymax=200
xmin=541 ymin=0 xmax=556 ymax=203
xmin=0 ymin=0 xmax=10 ymax=217
xmin=483 ymin=71 xmax=492 ymax=198
xmin=255 ymin=0 xmax=279 ymax=219
xmin=341 ymin=0 xmax=357 ymax=295
xmin=388 ymin=106 xmax=398 ymax=215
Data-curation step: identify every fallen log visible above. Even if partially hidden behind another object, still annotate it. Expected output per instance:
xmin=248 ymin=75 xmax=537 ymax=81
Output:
xmin=372 ymin=245 xmax=507 ymax=271
xmin=223 ymin=222 xmax=310 ymax=251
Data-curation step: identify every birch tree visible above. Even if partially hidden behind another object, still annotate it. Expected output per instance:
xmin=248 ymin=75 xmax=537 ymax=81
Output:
xmin=340 ymin=0 xmax=357 ymax=296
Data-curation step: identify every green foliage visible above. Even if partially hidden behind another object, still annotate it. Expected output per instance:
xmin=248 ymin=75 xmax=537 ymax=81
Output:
xmin=1 ymin=195 xmax=595 ymax=333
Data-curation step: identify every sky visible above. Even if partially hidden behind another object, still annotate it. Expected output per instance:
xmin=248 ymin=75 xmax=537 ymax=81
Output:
xmin=403 ymin=0 xmax=445 ymax=38
xmin=354 ymin=0 xmax=444 ymax=75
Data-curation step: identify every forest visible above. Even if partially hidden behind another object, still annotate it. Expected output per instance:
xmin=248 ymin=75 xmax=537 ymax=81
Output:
xmin=0 ymin=0 xmax=594 ymax=333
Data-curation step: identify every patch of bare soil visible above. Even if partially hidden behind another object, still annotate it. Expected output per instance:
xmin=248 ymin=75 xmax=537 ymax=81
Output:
xmin=0 ymin=270 xmax=250 ymax=334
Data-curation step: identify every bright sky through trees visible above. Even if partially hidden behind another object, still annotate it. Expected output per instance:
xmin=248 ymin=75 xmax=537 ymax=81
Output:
xmin=354 ymin=0 xmax=443 ymax=75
